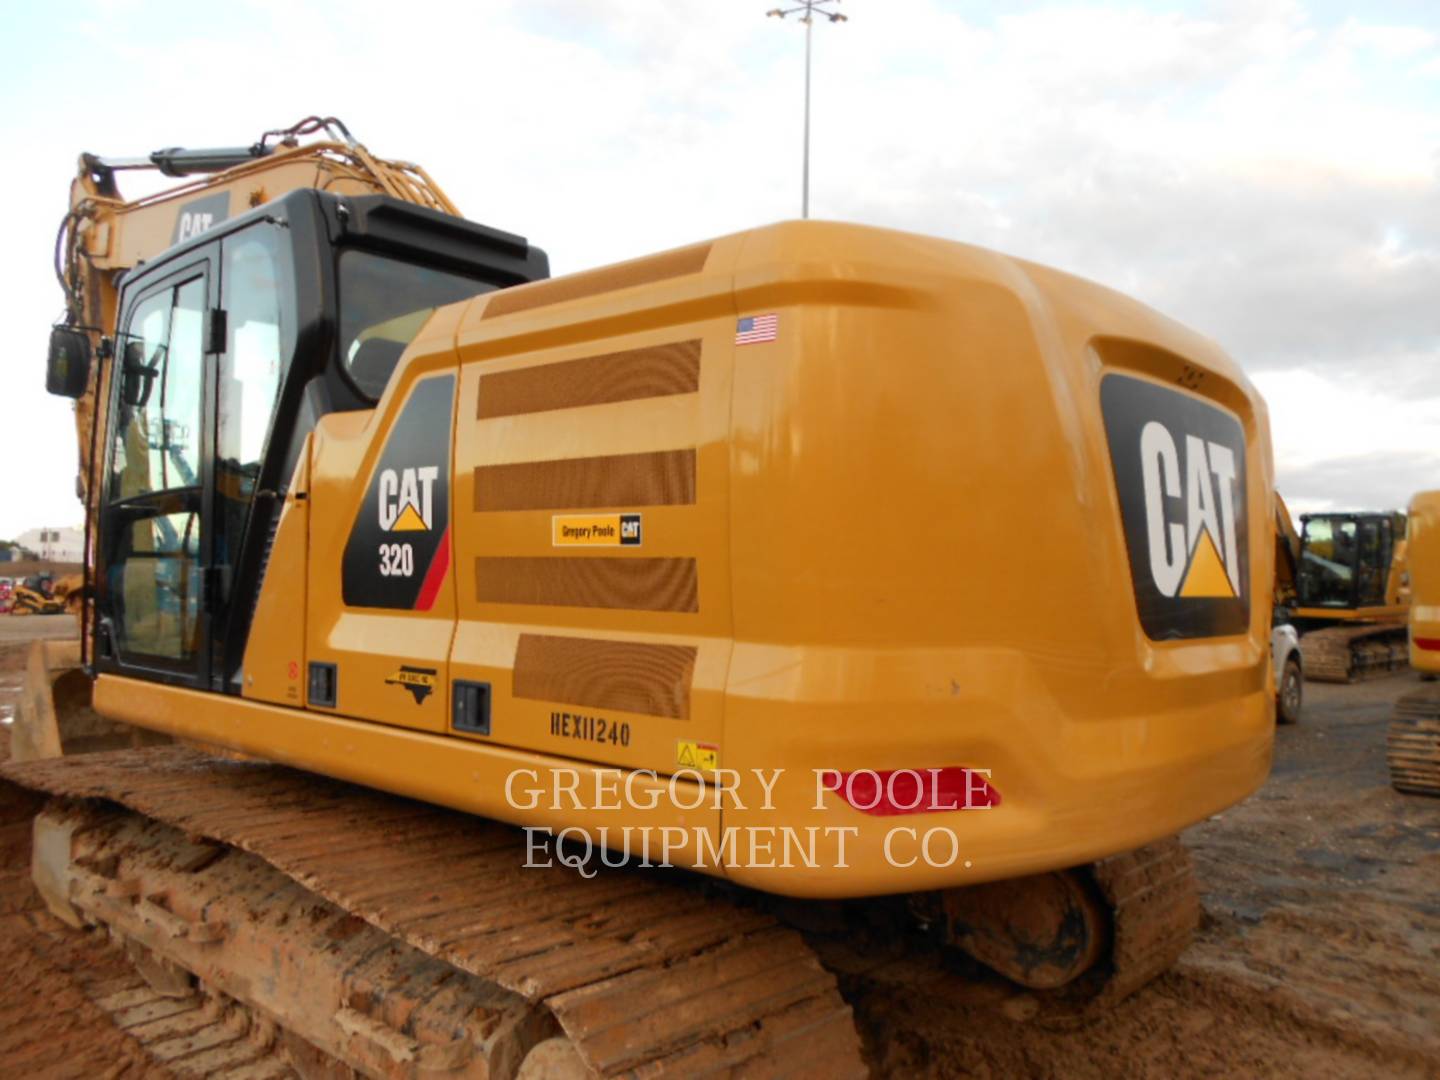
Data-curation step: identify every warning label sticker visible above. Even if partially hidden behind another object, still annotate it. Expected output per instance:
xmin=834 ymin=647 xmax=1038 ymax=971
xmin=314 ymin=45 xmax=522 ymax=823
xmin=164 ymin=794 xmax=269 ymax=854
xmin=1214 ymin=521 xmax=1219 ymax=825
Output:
xmin=675 ymin=739 xmax=719 ymax=771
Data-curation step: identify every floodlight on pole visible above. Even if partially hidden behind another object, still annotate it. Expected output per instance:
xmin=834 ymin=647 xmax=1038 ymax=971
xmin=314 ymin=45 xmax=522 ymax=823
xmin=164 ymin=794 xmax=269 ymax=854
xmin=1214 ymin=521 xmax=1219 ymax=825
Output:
xmin=767 ymin=0 xmax=846 ymax=219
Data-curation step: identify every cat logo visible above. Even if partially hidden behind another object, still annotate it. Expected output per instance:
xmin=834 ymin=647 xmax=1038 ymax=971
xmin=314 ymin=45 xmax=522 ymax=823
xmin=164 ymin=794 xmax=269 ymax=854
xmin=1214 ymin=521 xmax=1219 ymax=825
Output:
xmin=385 ymin=665 xmax=437 ymax=704
xmin=176 ymin=211 xmax=217 ymax=242
xmin=378 ymin=466 xmax=438 ymax=532
xmin=1102 ymin=374 xmax=1250 ymax=641
xmin=1139 ymin=422 xmax=1241 ymax=600
xmin=169 ymin=191 xmax=230 ymax=246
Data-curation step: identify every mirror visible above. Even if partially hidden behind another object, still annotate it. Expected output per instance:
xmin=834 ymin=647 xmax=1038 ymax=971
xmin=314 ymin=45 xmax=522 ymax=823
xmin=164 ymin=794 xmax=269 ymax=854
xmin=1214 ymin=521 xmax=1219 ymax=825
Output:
xmin=120 ymin=339 xmax=162 ymax=408
xmin=46 ymin=326 xmax=91 ymax=399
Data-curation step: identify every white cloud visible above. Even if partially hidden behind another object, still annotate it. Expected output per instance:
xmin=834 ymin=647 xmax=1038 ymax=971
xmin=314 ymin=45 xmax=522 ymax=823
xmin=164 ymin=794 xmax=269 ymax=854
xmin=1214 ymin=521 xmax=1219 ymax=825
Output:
xmin=1254 ymin=368 xmax=1440 ymax=512
xmin=1336 ymin=18 xmax=1436 ymax=57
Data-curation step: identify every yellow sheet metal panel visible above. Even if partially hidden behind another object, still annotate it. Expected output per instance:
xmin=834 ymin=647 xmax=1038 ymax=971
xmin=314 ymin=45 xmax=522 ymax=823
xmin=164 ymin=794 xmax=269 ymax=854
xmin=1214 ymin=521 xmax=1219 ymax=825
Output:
xmin=1408 ymin=490 xmax=1440 ymax=673
xmin=241 ymin=438 xmax=311 ymax=706
xmin=445 ymin=236 xmax=746 ymax=779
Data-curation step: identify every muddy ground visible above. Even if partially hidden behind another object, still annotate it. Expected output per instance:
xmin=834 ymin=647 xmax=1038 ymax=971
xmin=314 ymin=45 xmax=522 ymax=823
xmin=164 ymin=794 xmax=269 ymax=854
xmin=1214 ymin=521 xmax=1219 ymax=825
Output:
xmin=0 ymin=618 xmax=1436 ymax=1078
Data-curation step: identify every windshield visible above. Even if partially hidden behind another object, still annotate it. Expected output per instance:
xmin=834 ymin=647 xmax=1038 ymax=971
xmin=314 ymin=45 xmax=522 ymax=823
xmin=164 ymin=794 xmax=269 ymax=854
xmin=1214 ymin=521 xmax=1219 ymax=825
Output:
xmin=1298 ymin=517 xmax=1357 ymax=607
xmin=338 ymin=250 xmax=497 ymax=399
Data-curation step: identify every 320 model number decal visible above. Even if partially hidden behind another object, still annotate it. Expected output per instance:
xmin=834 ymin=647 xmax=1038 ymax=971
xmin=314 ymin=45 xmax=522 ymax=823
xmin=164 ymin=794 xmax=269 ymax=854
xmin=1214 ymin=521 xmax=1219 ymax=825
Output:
xmin=378 ymin=542 xmax=414 ymax=577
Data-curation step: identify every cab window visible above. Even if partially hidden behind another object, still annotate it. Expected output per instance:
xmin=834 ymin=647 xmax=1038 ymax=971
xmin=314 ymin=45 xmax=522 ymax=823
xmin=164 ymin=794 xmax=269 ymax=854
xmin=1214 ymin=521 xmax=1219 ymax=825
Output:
xmin=1299 ymin=518 xmax=1357 ymax=607
xmin=110 ymin=278 xmax=205 ymax=502
xmin=338 ymin=250 xmax=496 ymax=399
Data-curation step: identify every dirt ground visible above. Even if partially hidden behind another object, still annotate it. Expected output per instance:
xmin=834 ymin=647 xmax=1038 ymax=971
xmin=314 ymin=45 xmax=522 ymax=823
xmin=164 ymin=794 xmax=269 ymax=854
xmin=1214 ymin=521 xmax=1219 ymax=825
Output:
xmin=0 ymin=617 xmax=1437 ymax=1078
xmin=0 ymin=615 xmax=75 ymax=727
xmin=0 ymin=614 xmax=77 ymax=646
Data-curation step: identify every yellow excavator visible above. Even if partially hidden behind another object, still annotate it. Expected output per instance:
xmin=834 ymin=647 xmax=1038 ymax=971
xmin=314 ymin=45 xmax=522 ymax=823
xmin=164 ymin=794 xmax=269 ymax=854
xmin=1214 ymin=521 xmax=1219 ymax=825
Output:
xmin=1276 ymin=497 xmax=1409 ymax=682
xmin=2 ymin=118 xmax=1277 ymax=1077
xmin=1389 ymin=490 xmax=1440 ymax=796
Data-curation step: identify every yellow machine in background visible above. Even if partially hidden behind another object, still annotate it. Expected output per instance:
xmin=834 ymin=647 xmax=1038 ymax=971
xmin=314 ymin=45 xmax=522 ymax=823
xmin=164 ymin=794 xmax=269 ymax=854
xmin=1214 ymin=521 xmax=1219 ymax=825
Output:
xmin=8 ymin=575 xmax=65 ymax=616
xmin=1274 ymin=492 xmax=1300 ymax=609
xmin=50 ymin=573 xmax=84 ymax=616
xmin=1390 ymin=490 xmax=1440 ymax=796
xmin=1281 ymin=503 xmax=1409 ymax=681
xmin=5 ymin=118 xmax=1278 ymax=1075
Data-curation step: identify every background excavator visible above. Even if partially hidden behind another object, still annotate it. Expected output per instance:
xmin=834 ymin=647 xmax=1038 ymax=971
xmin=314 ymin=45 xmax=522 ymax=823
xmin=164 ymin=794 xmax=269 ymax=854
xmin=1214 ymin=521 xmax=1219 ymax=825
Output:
xmin=1389 ymin=489 xmax=1440 ymax=796
xmin=1275 ymin=494 xmax=1409 ymax=682
xmin=1 ymin=118 xmax=1276 ymax=1078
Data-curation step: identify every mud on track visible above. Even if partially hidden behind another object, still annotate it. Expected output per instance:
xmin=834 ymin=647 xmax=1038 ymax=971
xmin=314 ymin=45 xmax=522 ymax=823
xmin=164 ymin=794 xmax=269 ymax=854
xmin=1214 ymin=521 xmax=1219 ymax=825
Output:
xmin=0 ymin=723 xmax=288 ymax=1078
xmin=0 ymin=623 xmax=1437 ymax=1078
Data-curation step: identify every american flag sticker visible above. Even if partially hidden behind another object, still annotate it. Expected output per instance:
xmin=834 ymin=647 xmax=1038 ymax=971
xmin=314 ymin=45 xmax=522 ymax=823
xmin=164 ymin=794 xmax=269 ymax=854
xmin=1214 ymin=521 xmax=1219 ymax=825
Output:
xmin=735 ymin=313 xmax=779 ymax=345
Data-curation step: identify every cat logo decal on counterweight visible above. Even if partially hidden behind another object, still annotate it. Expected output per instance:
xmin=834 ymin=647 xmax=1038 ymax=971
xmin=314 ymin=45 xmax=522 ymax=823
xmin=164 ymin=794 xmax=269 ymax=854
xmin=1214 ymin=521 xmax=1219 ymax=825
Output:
xmin=1102 ymin=373 xmax=1249 ymax=640
xmin=1139 ymin=420 xmax=1241 ymax=601
xmin=342 ymin=375 xmax=455 ymax=611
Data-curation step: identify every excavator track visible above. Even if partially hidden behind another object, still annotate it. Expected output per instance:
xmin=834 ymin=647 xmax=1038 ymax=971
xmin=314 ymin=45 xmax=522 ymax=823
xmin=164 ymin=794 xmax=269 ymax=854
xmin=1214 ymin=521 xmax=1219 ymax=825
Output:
xmin=1 ymin=781 xmax=294 ymax=1079
xmin=0 ymin=743 xmax=1203 ymax=1075
xmin=1298 ymin=623 xmax=1408 ymax=683
xmin=1 ymin=746 xmax=867 ymax=1079
xmin=1389 ymin=685 xmax=1440 ymax=797
xmin=1087 ymin=836 xmax=1200 ymax=1006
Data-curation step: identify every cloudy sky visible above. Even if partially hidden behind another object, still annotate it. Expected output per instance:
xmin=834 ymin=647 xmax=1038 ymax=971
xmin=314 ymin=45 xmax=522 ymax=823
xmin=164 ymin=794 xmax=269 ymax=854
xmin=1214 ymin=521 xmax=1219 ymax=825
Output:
xmin=1 ymin=0 xmax=1437 ymax=540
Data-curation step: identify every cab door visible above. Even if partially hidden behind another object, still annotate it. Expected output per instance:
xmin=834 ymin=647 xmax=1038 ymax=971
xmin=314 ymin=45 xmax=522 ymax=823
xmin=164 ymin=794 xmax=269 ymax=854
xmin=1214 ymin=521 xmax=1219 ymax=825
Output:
xmin=96 ymin=255 xmax=218 ymax=685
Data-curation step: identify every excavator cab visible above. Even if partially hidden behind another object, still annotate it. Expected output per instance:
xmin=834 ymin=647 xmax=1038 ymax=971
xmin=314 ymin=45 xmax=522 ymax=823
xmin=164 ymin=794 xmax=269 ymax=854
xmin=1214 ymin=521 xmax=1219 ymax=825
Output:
xmin=65 ymin=189 xmax=547 ymax=695
xmin=1296 ymin=512 xmax=1403 ymax=614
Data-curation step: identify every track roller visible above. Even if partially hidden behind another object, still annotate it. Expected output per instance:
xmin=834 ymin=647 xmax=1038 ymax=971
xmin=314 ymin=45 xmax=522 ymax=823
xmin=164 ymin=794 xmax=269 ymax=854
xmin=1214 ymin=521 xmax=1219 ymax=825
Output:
xmin=917 ymin=868 xmax=1109 ymax=991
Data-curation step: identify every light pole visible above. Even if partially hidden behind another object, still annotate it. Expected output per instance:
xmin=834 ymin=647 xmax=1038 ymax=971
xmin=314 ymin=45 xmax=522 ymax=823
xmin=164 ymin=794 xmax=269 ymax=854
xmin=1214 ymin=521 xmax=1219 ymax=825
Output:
xmin=767 ymin=1 xmax=847 ymax=219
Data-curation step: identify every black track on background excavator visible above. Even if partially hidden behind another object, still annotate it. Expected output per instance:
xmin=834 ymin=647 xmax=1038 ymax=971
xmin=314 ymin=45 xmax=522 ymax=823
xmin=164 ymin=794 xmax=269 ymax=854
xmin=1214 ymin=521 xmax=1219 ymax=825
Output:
xmin=1299 ymin=624 xmax=1409 ymax=683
